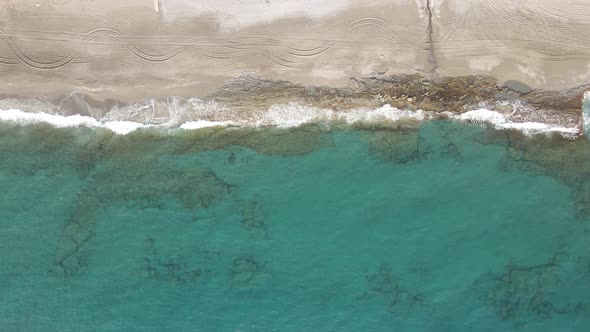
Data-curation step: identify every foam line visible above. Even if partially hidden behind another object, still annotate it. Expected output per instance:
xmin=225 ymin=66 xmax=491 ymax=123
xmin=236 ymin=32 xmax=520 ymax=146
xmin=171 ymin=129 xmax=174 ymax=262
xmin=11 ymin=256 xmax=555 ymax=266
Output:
xmin=0 ymin=103 xmax=582 ymax=138
xmin=454 ymin=109 xmax=580 ymax=137
xmin=0 ymin=109 xmax=152 ymax=135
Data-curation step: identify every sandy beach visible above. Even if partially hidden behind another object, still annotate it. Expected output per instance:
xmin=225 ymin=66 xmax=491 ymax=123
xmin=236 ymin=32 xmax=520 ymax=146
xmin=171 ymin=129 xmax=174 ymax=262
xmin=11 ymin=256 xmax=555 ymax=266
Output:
xmin=1 ymin=0 xmax=589 ymax=132
xmin=2 ymin=0 xmax=589 ymax=94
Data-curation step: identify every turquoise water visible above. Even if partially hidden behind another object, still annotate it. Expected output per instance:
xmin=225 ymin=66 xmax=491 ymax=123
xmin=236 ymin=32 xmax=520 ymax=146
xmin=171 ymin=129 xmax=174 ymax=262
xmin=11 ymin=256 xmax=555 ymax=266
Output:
xmin=1 ymin=121 xmax=590 ymax=331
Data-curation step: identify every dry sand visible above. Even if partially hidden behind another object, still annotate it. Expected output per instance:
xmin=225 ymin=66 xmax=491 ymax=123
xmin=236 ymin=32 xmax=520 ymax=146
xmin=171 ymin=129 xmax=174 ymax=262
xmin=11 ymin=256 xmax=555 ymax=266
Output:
xmin=1 ymin=0 xmax=589 ymax=109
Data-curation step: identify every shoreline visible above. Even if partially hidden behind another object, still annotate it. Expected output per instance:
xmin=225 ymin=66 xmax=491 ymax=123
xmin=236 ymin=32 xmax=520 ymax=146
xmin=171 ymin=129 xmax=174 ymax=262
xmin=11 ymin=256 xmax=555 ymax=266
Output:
xmin=2 ymin=1 xmax=589 ymax=138
xmin=0 ymin=100 xmax=583 ymax=139
xmin=0 ymin=73 xmax=586 ymax=138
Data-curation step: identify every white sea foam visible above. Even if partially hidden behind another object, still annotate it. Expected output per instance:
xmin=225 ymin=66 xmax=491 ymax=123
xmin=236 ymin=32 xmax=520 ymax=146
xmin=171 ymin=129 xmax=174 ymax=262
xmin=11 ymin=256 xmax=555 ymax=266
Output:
xmin=454 ymin=109 xmax=580 ymax=137
xmin=259 ymin=103 xmax=425 ymax=128
xmin=456 ymin=109 xmax=506 ymax=125
xmin=179 ymin=120 xmax=233 ymax=129
xmin=0 ymin=109 xmax=100 ymax=128
xmin=0 ymin=102 xmax=582 ymax=138
xmin=0 ymin=109 xmax=151 ymax=135
xmin=102 ymin=121 xmax=152 ymax=135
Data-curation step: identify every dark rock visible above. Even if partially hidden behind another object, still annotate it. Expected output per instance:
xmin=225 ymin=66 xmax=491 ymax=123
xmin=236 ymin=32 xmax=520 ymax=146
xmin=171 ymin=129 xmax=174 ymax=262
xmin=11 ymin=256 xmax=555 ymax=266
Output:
xmin=502 ymin=80 xmax=532 ymax=94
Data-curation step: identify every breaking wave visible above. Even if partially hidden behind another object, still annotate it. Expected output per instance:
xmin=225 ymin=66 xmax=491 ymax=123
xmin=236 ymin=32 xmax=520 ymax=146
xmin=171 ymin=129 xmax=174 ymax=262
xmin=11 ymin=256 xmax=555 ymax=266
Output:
xmin=0 ymin=97 xmax=583 ymax=138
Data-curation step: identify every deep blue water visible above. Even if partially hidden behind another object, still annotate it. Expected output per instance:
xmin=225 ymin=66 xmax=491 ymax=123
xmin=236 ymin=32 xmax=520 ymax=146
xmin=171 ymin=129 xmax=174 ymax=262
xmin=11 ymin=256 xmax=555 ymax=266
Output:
xmin=1 ymin=121 xmax=590 ymax=331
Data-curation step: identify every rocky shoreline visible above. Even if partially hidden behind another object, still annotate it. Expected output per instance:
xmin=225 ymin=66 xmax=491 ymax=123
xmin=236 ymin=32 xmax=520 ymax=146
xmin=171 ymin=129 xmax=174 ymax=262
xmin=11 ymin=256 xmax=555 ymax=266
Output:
xmin=0 ymin=74 xmax=586 ymax=137
xmin=2 ymin=1 xmax=590 ymax=137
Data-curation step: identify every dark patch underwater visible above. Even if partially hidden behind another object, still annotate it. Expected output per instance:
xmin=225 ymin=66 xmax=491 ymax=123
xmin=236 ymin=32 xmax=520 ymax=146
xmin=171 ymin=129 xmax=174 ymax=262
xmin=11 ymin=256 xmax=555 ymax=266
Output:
xmin=1 ymin=121 xmax=590 ymax=331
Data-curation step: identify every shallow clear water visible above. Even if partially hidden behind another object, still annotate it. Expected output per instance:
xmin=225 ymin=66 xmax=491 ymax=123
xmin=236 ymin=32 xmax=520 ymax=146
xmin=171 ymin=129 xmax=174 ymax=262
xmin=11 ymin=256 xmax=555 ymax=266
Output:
xmin=1 ymin=121 xmax=590 ymax=331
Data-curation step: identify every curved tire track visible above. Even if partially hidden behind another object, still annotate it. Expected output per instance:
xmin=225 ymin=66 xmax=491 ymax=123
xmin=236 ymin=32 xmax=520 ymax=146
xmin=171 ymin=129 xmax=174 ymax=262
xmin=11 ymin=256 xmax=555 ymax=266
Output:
xmin=0 ymin=16 xmax=408 ymax=71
